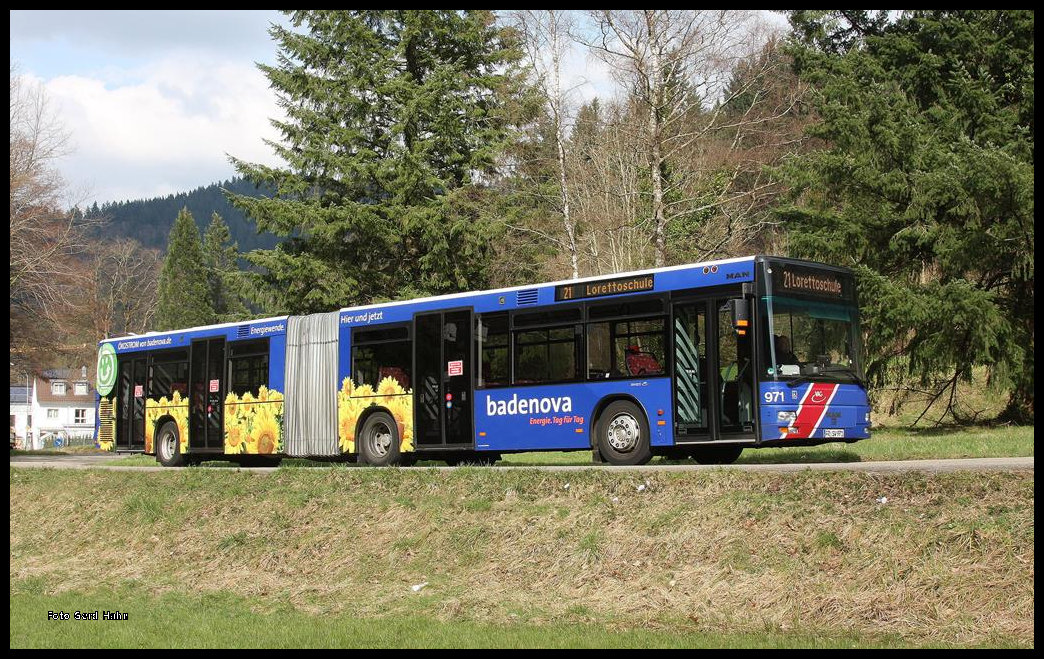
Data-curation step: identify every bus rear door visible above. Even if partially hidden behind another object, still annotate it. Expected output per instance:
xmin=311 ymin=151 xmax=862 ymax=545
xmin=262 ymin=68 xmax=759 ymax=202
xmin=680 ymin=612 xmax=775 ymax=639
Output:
xmin=414 ymin=309 xmax=473 ymax=449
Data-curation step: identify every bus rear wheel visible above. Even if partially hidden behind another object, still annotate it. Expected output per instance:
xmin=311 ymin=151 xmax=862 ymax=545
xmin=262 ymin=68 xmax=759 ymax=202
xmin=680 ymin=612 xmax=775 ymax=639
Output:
xmin=358 ymin=412 xmax=402 ymax=466
xmin=691 ymin=446 xmax=743 ymax=465
xmin=595 ymin=401 xmax=651 ymax=466
xmin=156 ymin=421 xmax=184 ymax=467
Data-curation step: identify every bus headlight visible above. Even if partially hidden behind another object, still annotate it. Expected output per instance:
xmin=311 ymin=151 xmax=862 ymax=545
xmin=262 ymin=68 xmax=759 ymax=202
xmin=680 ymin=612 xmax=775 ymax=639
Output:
xmin=777 ymin=411 xmax=797 ymax=425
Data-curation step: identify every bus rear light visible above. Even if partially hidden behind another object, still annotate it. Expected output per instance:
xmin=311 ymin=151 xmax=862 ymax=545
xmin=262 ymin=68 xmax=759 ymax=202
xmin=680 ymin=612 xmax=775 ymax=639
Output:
xmin=657 ymin=409 xmax=664 ymax=416
xmin=657 ymin=420 xmax=666 ymax=426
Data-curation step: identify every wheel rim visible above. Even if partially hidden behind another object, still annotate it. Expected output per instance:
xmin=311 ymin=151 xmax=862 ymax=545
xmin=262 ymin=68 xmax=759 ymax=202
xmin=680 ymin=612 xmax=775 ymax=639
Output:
xmin=160 ymin=429 xmax=176 ymax=461
xmin=606 ymin=413 xmax=640 ymax=452
xmin=369 ymin=421 xmax=392 ymax=458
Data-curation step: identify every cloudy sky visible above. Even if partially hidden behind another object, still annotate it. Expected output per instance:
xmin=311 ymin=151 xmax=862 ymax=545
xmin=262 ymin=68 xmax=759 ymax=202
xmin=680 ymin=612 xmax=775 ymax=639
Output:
xmin=11 ymin=10 xmax=618 ymax=207
xmin=11 ymin=10 xmax=293 ymax=205
xmin=11 ymin=10 xmax=783 ymax=207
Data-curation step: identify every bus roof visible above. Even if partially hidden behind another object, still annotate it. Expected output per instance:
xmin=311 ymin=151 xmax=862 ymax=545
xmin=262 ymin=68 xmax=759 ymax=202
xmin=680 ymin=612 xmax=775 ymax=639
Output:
xmin=101 ymin=254 xmax=844 ymax=345
xmin=332 ymin=255 xmax=757 ymax=316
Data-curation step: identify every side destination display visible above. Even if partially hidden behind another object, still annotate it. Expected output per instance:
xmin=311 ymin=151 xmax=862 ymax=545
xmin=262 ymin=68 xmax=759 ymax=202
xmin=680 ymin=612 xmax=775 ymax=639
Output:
xmin=555 ymin=273 xmax=655 ymax=301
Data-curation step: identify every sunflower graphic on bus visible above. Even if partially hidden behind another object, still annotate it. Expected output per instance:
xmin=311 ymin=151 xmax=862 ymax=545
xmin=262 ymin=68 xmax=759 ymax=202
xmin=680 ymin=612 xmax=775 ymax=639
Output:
xmin=144 ymin=392 xmax=189 ymax=455
xmin=338 ymin=376 xmax=413 ymax=454
xmin=224 ymin=386 xmax=285 ymax=454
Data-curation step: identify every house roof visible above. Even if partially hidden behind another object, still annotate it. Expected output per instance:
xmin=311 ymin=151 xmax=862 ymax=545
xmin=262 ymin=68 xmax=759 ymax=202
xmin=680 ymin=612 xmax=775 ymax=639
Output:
xmin=34 ymin=375 xmax=96 ymax=405
xmin=42 ymin=368 xmax=89 ymax=381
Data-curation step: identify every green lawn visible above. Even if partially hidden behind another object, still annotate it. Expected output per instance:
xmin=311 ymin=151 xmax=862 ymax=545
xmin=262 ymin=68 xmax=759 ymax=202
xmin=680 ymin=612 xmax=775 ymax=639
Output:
xmin=11 ymin=465 xmax=1033 ymax=648
xmin=11 ymin=583 xmax=1023 ymax=648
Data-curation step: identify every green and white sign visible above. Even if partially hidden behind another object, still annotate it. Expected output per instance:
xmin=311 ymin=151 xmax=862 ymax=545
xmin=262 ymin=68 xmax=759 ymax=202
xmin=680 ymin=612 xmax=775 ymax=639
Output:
xmin=96 ymin=343 xmax=117 ymax=396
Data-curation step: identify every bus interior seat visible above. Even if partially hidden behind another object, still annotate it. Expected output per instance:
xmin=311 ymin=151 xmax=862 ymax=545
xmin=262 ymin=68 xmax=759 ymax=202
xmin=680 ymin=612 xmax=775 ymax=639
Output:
xmin=378 ymin=366 xmax=410 ymax=390
xmin=625 ymin=345 xmax=662 ymax=376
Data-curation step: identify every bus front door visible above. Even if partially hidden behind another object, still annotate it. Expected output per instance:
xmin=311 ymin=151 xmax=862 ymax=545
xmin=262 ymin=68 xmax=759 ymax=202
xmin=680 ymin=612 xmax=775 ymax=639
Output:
xmin=672 ymin=298 xmax=756 ymax=441
xmin=672 ymin=302 xmax=710 ymax=439
xmin=190 ymin=338 xmax=226 ymax=450
xmin=415 ymin=310 xmax=474 ymax=449
xmin=117 ymin=355 xmax=147 ymax=451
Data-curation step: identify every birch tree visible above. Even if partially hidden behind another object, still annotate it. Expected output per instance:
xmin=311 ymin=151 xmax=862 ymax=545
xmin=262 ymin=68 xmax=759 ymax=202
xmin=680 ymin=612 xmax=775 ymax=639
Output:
xmin=585 ymin=10 xmax=797 ymax=265
xmin=513 ymin=10 xmax=581 ymax=278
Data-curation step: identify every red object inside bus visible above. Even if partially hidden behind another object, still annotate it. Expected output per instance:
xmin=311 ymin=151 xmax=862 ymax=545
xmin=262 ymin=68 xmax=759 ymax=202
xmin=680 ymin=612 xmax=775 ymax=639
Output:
xmin=625 ymin=345 xmax=661 ymax=376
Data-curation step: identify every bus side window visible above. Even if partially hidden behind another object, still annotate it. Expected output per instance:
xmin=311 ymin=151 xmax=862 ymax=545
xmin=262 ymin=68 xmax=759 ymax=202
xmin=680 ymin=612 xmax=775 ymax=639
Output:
xmin=476 ymin=313 xmax=509 ymax=388
xmin=351 ymin=325 xmax=412 ymax=392
xmin=228 ymin=340 xmax=269 ymax=396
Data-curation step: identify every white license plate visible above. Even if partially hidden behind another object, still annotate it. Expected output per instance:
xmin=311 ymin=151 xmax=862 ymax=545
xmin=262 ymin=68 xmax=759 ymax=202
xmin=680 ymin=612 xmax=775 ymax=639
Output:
xmin=824 ymin=429 xmax=844 ymax=438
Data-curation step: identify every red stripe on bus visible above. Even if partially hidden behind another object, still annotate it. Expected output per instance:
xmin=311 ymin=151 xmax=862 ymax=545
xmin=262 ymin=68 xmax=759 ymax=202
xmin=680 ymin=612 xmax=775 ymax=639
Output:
xmin=789 ymin=383 xmax=837 ymax=439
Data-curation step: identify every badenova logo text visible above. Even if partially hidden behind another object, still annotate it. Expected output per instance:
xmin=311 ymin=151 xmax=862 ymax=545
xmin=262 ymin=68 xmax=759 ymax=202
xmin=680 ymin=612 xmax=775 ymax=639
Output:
xmin=486 ymin=394 xmax=573 ymax=416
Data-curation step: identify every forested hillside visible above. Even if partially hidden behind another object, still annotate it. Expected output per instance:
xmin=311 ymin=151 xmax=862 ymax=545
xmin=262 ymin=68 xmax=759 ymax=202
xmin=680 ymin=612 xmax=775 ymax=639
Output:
xmin=84 ymin=177 xmax=280 ymax=253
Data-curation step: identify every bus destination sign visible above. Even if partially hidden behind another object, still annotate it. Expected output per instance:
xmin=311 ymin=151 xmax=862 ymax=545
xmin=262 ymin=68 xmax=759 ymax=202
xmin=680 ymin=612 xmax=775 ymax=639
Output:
xmin=771 ymin=265 xmax=849 ymax=300
xmin=555 ymin=274 xmax=655 ymax=301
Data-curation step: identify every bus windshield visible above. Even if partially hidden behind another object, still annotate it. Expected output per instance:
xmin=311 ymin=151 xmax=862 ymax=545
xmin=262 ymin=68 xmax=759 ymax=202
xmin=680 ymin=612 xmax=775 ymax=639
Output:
xmin=761 ymin=296 xmax=862 ymax=385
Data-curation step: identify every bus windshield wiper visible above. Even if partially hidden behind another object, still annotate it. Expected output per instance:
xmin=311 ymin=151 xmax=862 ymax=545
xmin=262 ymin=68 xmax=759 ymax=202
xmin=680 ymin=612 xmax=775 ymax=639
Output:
xmin=821 ymin=366 xmax=865 ymax=388
xmin=785 ymin=369 xmax=864 ymax=388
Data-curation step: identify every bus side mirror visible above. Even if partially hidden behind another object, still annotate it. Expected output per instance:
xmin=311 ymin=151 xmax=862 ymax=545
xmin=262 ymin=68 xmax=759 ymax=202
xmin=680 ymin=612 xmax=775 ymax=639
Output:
xmin=728 ymin=299 xmax=750 ymax=336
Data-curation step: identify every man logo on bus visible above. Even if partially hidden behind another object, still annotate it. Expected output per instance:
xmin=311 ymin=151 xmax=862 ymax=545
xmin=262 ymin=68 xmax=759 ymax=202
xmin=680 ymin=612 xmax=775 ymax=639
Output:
xmin=97 ymin=343 xmax=117 ymax=396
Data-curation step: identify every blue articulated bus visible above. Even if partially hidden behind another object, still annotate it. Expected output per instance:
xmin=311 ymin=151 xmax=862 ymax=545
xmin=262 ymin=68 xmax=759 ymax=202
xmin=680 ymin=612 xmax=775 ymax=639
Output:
xmin=93 ymin=255 xmax=870 ymax=466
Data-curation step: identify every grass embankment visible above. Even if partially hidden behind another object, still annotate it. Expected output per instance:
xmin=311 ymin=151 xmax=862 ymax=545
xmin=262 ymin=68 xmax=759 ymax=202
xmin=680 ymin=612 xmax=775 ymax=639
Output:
xmin=10 ymin=466 xmax=1033 ymax=648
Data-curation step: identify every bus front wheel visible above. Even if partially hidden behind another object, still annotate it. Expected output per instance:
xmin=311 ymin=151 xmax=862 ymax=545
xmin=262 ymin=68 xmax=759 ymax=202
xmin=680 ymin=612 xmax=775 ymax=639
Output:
xmin=358 ymin=412 xmax=402 ymax=467
xmin=595 ymin=401 xmax=651 ymax=466
xmin=156 ymin=421 xmax=185 ymax=467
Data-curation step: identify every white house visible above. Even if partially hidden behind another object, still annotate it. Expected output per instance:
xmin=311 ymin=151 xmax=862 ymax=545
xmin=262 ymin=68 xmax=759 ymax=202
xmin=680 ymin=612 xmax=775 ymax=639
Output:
xmin=10 ymin=367 xmax=97 ymax=449
xmin=10 ymin=385 xmax=31 ymax=449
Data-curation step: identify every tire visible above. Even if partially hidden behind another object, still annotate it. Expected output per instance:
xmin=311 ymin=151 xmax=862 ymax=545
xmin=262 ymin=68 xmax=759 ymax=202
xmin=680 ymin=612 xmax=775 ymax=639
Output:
xmin=358 ymin=411 xmax=402 ymax=466
xmin=595 ymin=400 xmax=651 ymax=466
xmin=156 ymin=421 xmax=185 ymax=467
xmin=691 ymin=445 xmax=744 ymax=465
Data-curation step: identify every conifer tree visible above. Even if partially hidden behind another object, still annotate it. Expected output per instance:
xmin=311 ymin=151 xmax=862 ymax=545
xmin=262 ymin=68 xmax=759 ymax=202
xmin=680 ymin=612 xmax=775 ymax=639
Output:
xmin=230 ymin=10 xmax=526 ymax=313
xmin=780 ymin=10 xmax=1034 ymax=422
xmin=203 ymin=212 xmax=248 ymax=322
xmin=155 ymin=208 xmax=215 ymax=330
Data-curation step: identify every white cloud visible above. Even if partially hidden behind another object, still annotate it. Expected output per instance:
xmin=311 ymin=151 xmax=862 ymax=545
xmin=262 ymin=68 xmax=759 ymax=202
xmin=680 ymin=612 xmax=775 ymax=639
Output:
xmin=26 ymin=53 xmax=284 ymax=204
xmin=12 ymin=10 xmax=288 ymax=205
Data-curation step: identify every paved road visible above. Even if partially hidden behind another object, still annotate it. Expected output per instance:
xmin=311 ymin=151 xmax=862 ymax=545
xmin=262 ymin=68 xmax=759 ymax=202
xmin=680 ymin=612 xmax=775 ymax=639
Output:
xmin=9 ymin=453 xmax=1034 ymax=473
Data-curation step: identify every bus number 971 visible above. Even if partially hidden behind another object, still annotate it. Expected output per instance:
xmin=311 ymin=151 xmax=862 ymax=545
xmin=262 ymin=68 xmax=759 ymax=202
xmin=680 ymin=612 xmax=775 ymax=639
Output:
xmin=764 ymin=391 xmax=785 ymax=404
